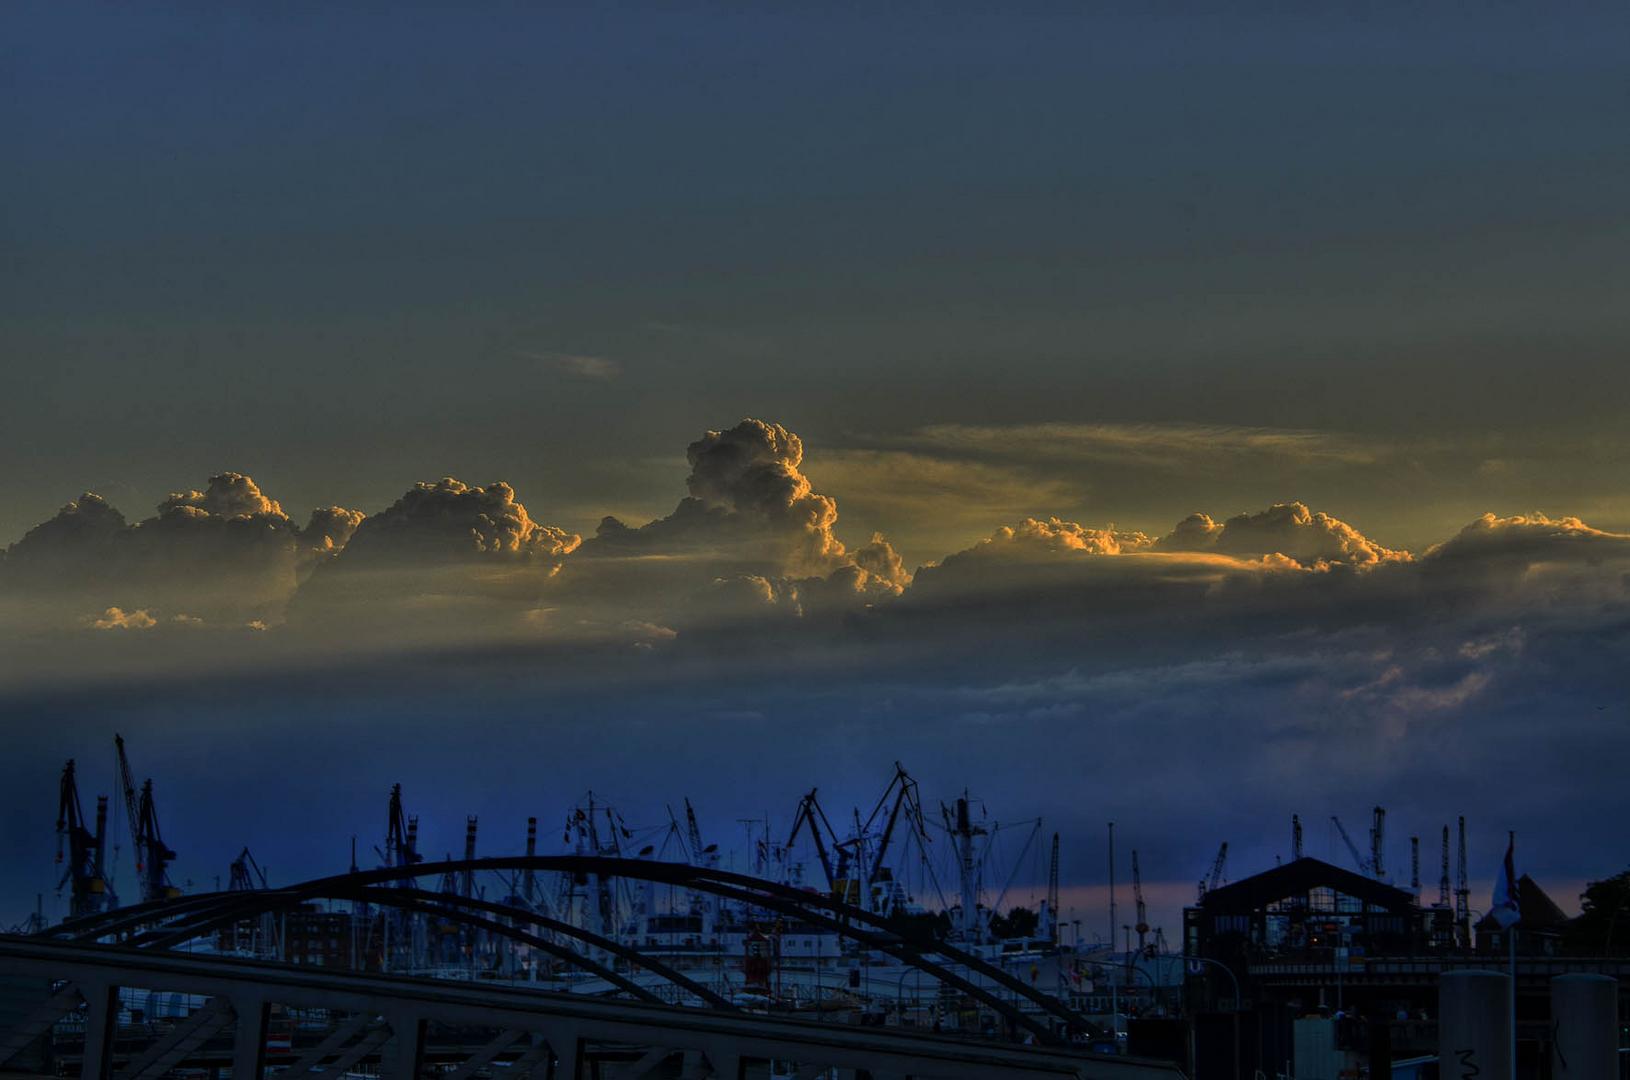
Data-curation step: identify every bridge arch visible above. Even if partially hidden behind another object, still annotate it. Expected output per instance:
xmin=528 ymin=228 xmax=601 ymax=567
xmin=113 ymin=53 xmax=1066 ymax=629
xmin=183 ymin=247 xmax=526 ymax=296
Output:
xmin=45 ymin=855 xmax=1092 ymax=1045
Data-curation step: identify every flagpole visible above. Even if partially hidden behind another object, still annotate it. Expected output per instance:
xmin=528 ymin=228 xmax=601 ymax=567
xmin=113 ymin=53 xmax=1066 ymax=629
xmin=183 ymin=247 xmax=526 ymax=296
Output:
xmin=1508 ymin=924 xmax=1517 ymax=1080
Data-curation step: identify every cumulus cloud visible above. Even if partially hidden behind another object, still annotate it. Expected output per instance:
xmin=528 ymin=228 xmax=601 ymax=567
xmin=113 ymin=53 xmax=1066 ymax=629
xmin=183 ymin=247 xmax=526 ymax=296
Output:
xmin=552 ymin=420 xmax=910 ymax=632
xmin=299 ymin=506 xmax=366 ymax=556
xmin=0 ymin=473 xmax=364 ymax=630
xmin=334 ymin=478 xmax=579 ymax=566
xmin=1425 ymin=511 xmax=1630 ymax=566
xmin=160 ymin=472 xmax=285 ymax=519
xmin=1153 ymin=502 xmax=1409 ymax=567
xmin=581 ymin=420 xmax=846 ymax=574
xmin=89 ymin=606 xmax=156 ymax=630
xmin=287 ymin=478 xmax=582 ymax=643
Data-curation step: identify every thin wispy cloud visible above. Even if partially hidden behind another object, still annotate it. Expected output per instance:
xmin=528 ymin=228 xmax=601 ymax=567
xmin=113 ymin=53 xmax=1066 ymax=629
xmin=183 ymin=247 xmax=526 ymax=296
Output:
xmin=519 ymin=350 xmax=622 ymax=380
xmin=895 ymin=421 xmax=1381 ymax=469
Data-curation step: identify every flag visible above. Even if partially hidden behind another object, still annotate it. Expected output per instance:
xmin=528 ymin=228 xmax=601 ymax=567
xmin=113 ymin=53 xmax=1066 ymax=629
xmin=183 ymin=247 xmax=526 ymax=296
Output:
xmin=1490 ymin=832 xmax=1521 ymax=929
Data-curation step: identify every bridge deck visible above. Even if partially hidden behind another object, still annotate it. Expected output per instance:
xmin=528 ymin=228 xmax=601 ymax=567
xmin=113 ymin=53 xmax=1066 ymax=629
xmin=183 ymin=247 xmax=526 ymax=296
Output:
xmin=0 ymin=936 xmax=1185 ymax=1080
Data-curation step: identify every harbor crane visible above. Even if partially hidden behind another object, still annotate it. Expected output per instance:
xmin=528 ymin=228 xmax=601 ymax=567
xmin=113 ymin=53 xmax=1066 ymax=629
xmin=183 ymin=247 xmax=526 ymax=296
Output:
xmin=461 ymin=816 xmax=478 ymax=899
xmin=684 ymin=798 xmax=718 ymax=868
xmin=1131 ymin=849 xmax=1149 ymax=952
xmin=858 ymin=762 xmax=934 ymax=914
xmin=114 ymin=734 xmax=178 ymax=902
xmin=56 ymin=760 xmax=112 ymax=917
xmin=786 ymin=788 xmax=841 ymax=897
xmin=1438 ymin=825 xmax=1452 ymax=907
xmin=1196 ymin=841 xmax=1228 ymax=900
xmin=1369 ymin=805 xmax=1387 ymax=882
xmin=228 ymin=847 xmax=268 ymax=891
xmin=1042 ymin=832 xmax=1060 ymax=943
xmin=1331 ymin=815 xmax=1370 ymax=877
xmin=379 ymin=783 xmax=423 ymax=869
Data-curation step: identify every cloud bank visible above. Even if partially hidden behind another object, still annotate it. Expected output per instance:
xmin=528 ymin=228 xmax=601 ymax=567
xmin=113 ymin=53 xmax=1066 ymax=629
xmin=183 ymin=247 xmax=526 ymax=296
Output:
xmin=2 ymin=419 xmax=1627 ymax=693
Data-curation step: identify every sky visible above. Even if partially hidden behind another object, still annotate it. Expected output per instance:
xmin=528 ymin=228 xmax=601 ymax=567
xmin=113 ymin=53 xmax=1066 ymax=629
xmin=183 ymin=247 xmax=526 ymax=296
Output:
xmin=3 ymin=3 xmax=1629 ymax=937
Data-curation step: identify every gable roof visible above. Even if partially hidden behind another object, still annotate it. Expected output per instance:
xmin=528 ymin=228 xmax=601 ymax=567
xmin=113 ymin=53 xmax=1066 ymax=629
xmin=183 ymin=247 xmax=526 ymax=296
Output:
xmin=1198 ymin=856 xmax=1417 ymax=915
xmin=1474 ymin=874 xmax=1570 ymax=931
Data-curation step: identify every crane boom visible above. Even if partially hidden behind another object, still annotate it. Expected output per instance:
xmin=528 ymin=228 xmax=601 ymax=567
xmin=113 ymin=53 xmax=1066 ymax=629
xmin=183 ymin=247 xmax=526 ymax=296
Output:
xmin=1331 ymin=815 xmax=1370 ymax=876
xmin=683 ymin=798 xmax=717 ymax=867
xmin=1208 ymin=842 xmax=1228 ymax=891
xmin=115 ymin=735 xmax=177 ymax=902
xmin=867 ymin=764 xmax=911 ymax=885
xmin=786 ymin=789 xmax=838 ymax=890
xmin=114 ymin=734 xmax=142 ymax=875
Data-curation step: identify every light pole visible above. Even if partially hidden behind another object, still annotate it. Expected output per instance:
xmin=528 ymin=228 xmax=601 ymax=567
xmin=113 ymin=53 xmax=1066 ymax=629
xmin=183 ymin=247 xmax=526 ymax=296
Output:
xmin=1183 ymin=954 xmax=1242 ymax=1080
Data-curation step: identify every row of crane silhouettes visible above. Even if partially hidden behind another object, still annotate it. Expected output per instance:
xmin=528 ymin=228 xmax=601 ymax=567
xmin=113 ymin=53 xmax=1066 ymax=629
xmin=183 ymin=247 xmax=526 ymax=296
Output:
xmin=1198 ymin=806 xmax=1475 ymax=928
xmin=58 ymin=742 xmax=1482 ymax=958
xmin=54 ymin=755 xmax=1083 ymax=950
xmin=55 ymin=736 xmax=179 ymax=916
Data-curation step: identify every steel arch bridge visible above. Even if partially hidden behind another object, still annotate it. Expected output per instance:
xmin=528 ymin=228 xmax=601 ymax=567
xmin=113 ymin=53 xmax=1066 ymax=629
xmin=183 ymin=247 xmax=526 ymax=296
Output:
xmin=41 ymin=855 xmax=1094 ymax=1045
xmin=0 ymin=858 xmax=1196 ymax=1080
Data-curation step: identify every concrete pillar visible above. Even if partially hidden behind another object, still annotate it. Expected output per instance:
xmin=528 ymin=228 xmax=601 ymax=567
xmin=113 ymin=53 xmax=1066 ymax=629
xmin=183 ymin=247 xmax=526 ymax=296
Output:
xmin=1551 ymin=974 xmax=1618 ymax=1080
xmin=1439 ymin=970 xmax=1511 ymax=1080
xmin=546 ymin=1024 xmax=581 ymax=1080
xmin=704 ymin=1040 xmax=742 ymax=1078
xmin=384 ymin=1012 xmax=425 ymax=1079
xmin=78 ymin=981 xmax=117 ymax=1080
xmin=231 ymin=995 xmax=269 ymax=1080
